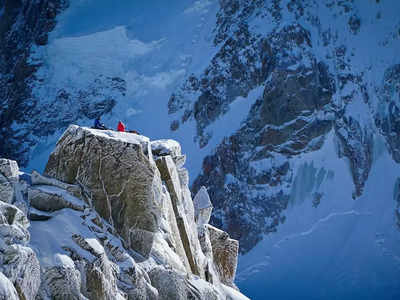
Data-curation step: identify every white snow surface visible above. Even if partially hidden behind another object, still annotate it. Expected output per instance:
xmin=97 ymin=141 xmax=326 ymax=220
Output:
xmin=151 ymin=139 xmax=182 ymax=157
xmin=29 ymin=209 xmax=98 ymax=267
xmin=65 ymin=125 xmax=150 ymax=145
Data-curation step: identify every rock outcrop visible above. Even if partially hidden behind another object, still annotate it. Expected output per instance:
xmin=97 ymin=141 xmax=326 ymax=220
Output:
xmin=0 ymin=126 xmax=248 ymax=300
xmin=0 ymin=159 xmax=41 ymax=300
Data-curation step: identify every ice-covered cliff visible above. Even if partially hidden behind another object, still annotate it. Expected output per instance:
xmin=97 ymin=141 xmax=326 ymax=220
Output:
xmin=0 ymin=125 xmax=248 ymax=300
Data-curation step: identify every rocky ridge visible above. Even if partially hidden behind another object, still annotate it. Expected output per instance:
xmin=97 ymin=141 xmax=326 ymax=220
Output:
xmin=169 ymin=0 xmax=400 ymax=253
xmin=0 ymin=125 xmax=247 ymax=300
xmin=1 ymin=0 xmax=399 ymax=258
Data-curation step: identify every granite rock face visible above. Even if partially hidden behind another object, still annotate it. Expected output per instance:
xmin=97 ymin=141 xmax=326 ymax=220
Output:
xmin=0 ymin=160 xmax=41 ymax=300
xmin=207 ymin=225 xmax=239 ymax=289
xmin=175 ymin=0 xmax=390 ymax=254
xmin=0 ymin=127 xmax=247 ymax=300
xmin=376 ymin=64 xmax=400 ymax=163
xmin=44 ymin=125 xmax=162 ymax=258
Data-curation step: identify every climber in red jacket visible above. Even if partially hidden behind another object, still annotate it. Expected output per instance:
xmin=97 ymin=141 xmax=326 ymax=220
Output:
xmin=117 ymin=121 xmax=126 ymax=132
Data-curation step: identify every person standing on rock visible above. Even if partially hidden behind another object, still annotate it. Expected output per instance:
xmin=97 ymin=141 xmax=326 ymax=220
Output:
xmin=117 ymin=120 xmax=126 ymax=132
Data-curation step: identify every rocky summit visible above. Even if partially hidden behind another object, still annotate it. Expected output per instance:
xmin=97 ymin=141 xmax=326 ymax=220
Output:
xmin=0 ymin=125 xmax=248 ymax=300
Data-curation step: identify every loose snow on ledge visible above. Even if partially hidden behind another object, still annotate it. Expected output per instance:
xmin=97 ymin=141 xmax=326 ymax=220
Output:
xmin=64 ymin=125 xmax=150 ymax=146
xmin=29 ymin=209 xmax=98 ymax=267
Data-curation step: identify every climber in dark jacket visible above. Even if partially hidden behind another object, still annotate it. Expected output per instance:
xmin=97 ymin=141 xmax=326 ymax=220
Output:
xmin=94 ymin=116 xmax=107 ymax=130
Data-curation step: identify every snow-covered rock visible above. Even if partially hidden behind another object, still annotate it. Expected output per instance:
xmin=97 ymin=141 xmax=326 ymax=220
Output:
xmin=151 ymin=139 xmax=182 ymax=158
xmin=44 ymin=125 xmax=160 ymax=258
xmin=0 ymin=125 xmax=247 ymax=299
xmin=193 ymin=186 xmax=213 ymax=227
xmin=28 ymin=186 xmax=86 ymax=212
xmin=31 ymin=171 xmax=82 ymax=199
xmin=0 ymin=159 xmax=19 ymax=181
xmin=207 ymin=225 xmax=239 ymax=289
xmin=0 ymin=272 xmax=18 ymax=300
xmin=3 ymin=0 xmax=400 ymax=298
xmin=0 ymin=174 xmax=14 ymax=205
xmin=0 ymin=159 xmax=19 ymax=204
xmin=1 ymin=244 xmax=40 ymax=300
xmin=0 ymin=162 xmax=41 ymax=300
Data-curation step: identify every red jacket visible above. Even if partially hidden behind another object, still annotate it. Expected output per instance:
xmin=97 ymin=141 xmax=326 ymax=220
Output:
xmin=117 ymin=121 xmax=126 ymax=132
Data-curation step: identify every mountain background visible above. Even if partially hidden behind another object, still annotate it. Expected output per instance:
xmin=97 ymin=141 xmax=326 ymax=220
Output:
xmin=1 ymin=0 xmax=400 ymax=299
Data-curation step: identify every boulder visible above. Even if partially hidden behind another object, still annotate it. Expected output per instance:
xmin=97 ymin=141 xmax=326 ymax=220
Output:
xmin=207 ymin=225 xmax=239 ymax=289
xmin=31 ymin=171 xmax=82 ymax=199
xmin=44 ymin=125 xmax=163 ymax=258
xmin=85 ymin=255 xmax=125 ymax=300
xmin=151 ymin=139 xmax=182 ymax=158
xmin=2 ymin=245 xmax=41 ymax=300
xmin=193 ymin=187 xmax=213 ymax=227
xmin=28 ymin=187 xmax=86 ymax=212
xmin=0 ymin=201 xmax=40 ymax=300
xmin=28 ymin=208 xmax=52 ymax=221
xmin=0 ymin=202 xmax=30 ymax=245
xmin=0 ymin=174 xmax=13 ymax=204
xmin=0 ymin=272 xmax=19 ymax=300
xmin=0 ymin=159 xmax=19 ymax=181
xmin=148 ymin=266 xmax=221 ymax=300
xmin=148 ymin=267 xmax=188 ymax=300
xmin=41 ymin=261 xmax=83 ymax=300
xmin=0 ymin=159 xmax=19 ymax=204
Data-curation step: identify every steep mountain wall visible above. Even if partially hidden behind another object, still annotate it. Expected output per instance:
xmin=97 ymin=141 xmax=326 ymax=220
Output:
xmin=1 ymin=1 xmax=400 ymax=298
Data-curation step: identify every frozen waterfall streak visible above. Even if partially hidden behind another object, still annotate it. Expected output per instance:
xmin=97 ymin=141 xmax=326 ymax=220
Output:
xmin=274 ymin=210 xmax=373 ymax=249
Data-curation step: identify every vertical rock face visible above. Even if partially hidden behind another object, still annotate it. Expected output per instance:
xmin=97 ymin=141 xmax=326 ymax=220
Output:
xmin=207 ymin=225 xmax=239 ymax=289
xmin=44 ymin=125 xmax=162 ymax=258
xmin=376 ymin=64 xmax=400 ymax=163
xmin=178 ymin=0 xmax=396 ymax=255
xmin=0 ymin=126 xmax=247 ymax=299
xmin=0 ymin=159 xmax=41 ymax=300
xmin=155 ymin=155 xmax=204 ymax=276
xmin=0 ymin=272 xmax=19 ymax=300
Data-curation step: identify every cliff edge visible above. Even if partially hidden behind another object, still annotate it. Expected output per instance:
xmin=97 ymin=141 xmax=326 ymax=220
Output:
xmin=0 ymin=125 xmax=248 ymax=300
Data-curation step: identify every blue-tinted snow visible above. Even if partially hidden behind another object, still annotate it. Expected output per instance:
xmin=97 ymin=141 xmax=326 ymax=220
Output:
xmin=237 ymin=133 xmax=400 ymax=300
xmin=27 ymin=0 xmax=221 ymax=178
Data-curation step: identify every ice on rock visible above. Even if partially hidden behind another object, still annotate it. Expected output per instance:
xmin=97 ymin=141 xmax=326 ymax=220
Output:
xmin=0 ymin=272 xmax=18 ymax=300
xmin=193 ymin=186 xmax=213 ymax=226
xmin=0 ymin=124 xmax=247 ymax=299
xmin=0 ymin=159 xmax=20 ymax=204
xmin=0 ymin=159 xmax=19 ymax=181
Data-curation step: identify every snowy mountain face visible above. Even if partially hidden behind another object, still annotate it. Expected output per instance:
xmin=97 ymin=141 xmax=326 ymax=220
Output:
xmin=1 ymin=0 xmax=400 ymax=299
